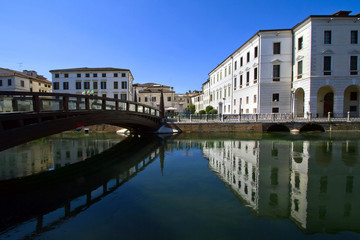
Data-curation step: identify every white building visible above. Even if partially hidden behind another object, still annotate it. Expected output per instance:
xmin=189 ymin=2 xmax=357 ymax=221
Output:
xmin=50 ymin=67 xmax=134 ymax=100
xmin=202 ymin=79 xmax=210 ymax=110
xmin=0 ymin=68 xmax=52 ymax=93
xmin=208 ymin=11 xmax=360 ymax=116
xmin=292 ymin=11 xmax=360 ymax=117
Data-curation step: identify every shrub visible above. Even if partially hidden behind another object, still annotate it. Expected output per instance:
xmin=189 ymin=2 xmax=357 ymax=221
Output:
xmin=208 ymin=109 xmax=218 ymax=114
xmin=205 ymin=105 xmax=214 ymax=114
xmin=199 ymin=110 xmax=206 ymax=114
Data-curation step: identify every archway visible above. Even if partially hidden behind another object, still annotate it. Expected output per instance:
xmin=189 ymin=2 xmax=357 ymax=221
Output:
xmin=294 ymin=88 xmax=305 ymax=117
xmin=299 ymin=124 xmax=325 ymax=132
xmin=317 ymin=86 xmax=334 ymax=117
xmin=343 ymin=85 xmax=360 ymax=117
xmin=266 ymin=124 xmax=290 ymax=132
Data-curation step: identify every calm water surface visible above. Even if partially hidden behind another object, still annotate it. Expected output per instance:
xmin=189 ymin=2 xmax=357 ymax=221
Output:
xmin=0 ymin=131 xmax=360 ymax=240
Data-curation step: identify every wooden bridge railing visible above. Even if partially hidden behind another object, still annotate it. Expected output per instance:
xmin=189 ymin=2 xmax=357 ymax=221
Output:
xmin=0 ymin=91 xmax=161 ymax=118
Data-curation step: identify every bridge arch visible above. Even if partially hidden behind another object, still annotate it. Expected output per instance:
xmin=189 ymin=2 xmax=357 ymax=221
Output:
xmin=299 ymin=124 xmax=325 ymax=132
xmin=266 ymin=124 xmax=290 ymax=132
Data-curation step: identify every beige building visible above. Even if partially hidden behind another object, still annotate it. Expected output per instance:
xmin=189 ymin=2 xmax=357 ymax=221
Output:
xmin=0 ymin=68 xmax=52 ymax=92
xmin=133 ymin=83 xmax=176 ymax=112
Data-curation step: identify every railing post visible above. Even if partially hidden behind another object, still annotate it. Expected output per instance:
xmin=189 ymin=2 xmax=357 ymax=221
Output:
xmin=178 ymin=114 xmax=180 ymax=122
xmin=32 ymin=95 xmax=40 ymax=112
xmin=85 ymin=97 xmax=90 ymax=110
xmin=238 ymin=114 xmax=241 ymax=122
xmin=126 ymin=102 xmax=129 ymax=111
xmin=63 ymin=96 xmax=68 ymax=112
xmin=308 ymin=112 xmax=312 ymax=121
xmin=347 ymin=111 xmax=351 ymax=122
xmin=115 ymin=100 xmax=119 ymax=111
xmin=190 ymin=114 xmax=192 ymax=122
xmin=255 ymin=114 xmax=258 ymax=122
xmin=206 ymin=114 xmax=208 ymax=122
xmin=102 ymin=99 xmax=106 ymax=110
xmin=328 ymin=112 xmax=331 ymax=122
xmin=135 ymin=103 xmax=138 ymax=112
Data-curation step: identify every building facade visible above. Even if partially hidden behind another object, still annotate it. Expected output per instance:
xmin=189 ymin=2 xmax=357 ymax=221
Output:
xmin=133 ymin=83 xmax=176 ymax=112
xmin=0 ymin=68 xmax=52 ymax=93
xmin=50 ymin=67 xmax=134 ymax=100
xmin=207 ymin=11 xmax=360 ymax=117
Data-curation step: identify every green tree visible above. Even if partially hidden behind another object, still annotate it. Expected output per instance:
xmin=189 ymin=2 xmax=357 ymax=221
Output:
xmin=185 ymin=104 xmax=196 ymax=114
xmin=205 ymin=105 xmax=214 ymax=114
xmin=199 ymin=110 xmax=206 ymax=114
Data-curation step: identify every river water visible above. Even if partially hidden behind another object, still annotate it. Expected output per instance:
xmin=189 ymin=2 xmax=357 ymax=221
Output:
xmin=0 ymin=131 xmax=360 ymax=240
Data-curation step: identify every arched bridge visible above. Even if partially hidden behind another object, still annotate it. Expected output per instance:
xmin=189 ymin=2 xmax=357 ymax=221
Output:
xmin=0 ymin=91 xmax=163 ymax=151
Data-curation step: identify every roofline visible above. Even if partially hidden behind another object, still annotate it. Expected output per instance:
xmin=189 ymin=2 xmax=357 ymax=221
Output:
xmin=292 ymin=14 xmax=360 ymax=31
xmin=208 ymin=29 xmax=292 ymax=75
xmin=49 ymin=67 xmax=131 ymax=73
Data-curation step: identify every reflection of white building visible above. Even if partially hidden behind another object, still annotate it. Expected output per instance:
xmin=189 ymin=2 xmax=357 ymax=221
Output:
xmin=290 ymin=139 xmax=360 ymax=233
xmin=0 ymin=141 xmax=54 ymax=180
xmin=204 ymin=140 xmax=260 ymax=211
xmin=52 ymin=135 xmax=120 ymax=169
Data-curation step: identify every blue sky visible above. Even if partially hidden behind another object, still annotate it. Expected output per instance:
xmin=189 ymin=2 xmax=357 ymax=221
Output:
xmin=1 ymin=0 xmax=359 ymax=93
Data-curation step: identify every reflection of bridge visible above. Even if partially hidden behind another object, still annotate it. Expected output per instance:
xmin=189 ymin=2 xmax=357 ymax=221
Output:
xmin=0 ymin=91 xmax=163 ymax=151
xmin=0 ymin=136 xmax=161 ymax=238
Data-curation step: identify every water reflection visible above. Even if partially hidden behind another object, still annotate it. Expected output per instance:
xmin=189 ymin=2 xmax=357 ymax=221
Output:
xmin=0 ymin=135 xmax=161 ymax=239
xmin=0 ymin=133 xmax=125 ymax=180
xmin=200 ymin=135 xmax=360 ymax=234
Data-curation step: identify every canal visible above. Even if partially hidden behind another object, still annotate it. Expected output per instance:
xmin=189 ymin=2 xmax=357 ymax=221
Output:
xmin=0 ymin=131 xmax=360 ymax=239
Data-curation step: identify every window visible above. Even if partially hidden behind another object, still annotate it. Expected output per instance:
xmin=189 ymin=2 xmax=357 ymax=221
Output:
xmin=324 ymin=31 xmax=332 ymax=44
xmin=254 ymin=95 xmax=257 ymax=103
xmin=53 ymin=82 xmax=59 ymax=90
xmin=93 ymin=73 xmax=98 ymax=77
xmin=64 ymin=73 xmax=69 ymax=78
xmin=0 ymin=80 xmax=2 ymax=87
xmin=273 ymin=42 xmax=280 ymax=54
xmin=235 ymin=61 xmax=238 ymax=70
xmin=121 ymin=81 xmax=127 ymax=89
xmin=145 ymin=97 xmax=148 ymax=102
xmin=240 ymin=57 xmax=243 ymax=66
xmin=254 ymin=67 xmax=258 ymax=83
xmin=84 ymin=82 xmax=90 ymax=89
xmin=76 ymin=82 xmax=81 ymax=89
xmin=220 ymin=71 xmax=222 ymax=80
xmin=297 ymin=61 xmax=303 ymax=79
xmin=30 ymin=88 xmax=33 ymax=92
xmin=273 ymin=65 xmax=280 ymax=81
xmin=85 ymin=73 xmax=90 ymax=78
xmin=350 ymin=56 xmax=358 ymax=75
xmin=38 ymin=83 xmax=41 ymax=86
xmin=101 ymin=81 xmax=106 ymax=89
xmin=225 ymin=67 xmax=227 ymax=77
xmin=93 ymin=81 xmax=98 ymax=89
xmin=350 ymin=92 xmax=357 ymax=101
xmin=272 ymin=93 xmax=279 ymax=102
xmin=234 ymin=99 xmax=236 ymax=105
xmin=8 ymin=79 xmax=12 ymax=86
xmin=152 ymin=97 xmax=156 ymax=102
xmin=298 ymin=37 xmax=303 ymax=50
xmin=246 ymin=96 xmax=249 ymax=104
xmin=167 ymin=96 xmax=171 ymax=101
xmin=102 ymin=94 xmax=107 ymax=98
xmin=240 ymin=98 xmax=242 ymax=105
xmin=240 ymin=75 xmax=243 ymax=87
xmin=20 ymin=80 xmax=24 ymax=87
xmin=350 ymin=106 xmax=357 ymax=112
xmin=254 ymin=46 xmax=258 ymax=58
xmin=55 ymin=74 xmax=59 ymax=78
xmin=351 ymin=30 xmax=358 ymax=44
xmin=102 ymin=73 xmax=106 ymax=77
xmin=63 ymin=82 xmax=69 ymax=90
xmin=114 ymin=73 xmax=118 ymax=77
xmin=272 ymin=107 xmax=279 ymax=113
xmin=247 ymin=52 xmax=250 ymax=62
xmin=228 ymin=65 xmax=231 ymax=74
xmin=246 ymin=72 xmax=250 ymax=86
xmin=121 ymin=94 xmax=127 ymax=100
xmin=114 ymin=94 xmax=118 ymax=99
xmin=234 ymin=77 xmax=237 ymax=89
xmin=324 ymin=56 xmax=332 ymax=75
xmin=114 ymin=81 xmax=118 ymax=89
xmin=77 ymin=73 xmax=81 ymax=78
xmin=121 ymin=73 xmax=126 ymax=77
